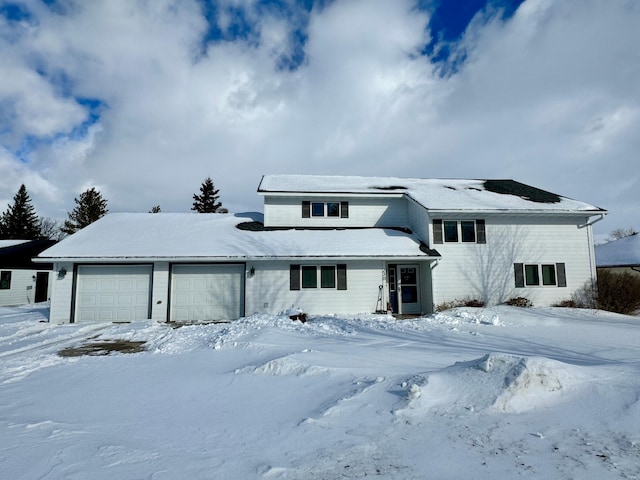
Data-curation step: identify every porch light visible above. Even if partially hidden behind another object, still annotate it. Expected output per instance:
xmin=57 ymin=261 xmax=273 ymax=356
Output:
xmin=57 ymin=268 xmax=67 ymax=279
xmin=250 ymin=266 xmax=255 ymax=277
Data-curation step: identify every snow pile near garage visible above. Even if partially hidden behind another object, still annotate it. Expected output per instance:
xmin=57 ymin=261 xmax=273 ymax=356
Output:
xmin=1 ymin=305 xmax=640 ymax=479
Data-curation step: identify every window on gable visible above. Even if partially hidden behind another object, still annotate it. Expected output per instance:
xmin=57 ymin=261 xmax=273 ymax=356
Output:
xmin=0 ymin=271 xmax=10 ymax=290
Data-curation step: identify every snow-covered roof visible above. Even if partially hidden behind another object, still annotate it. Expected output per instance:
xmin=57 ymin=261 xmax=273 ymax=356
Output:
xmin=0 ymin=240 xmax=30 ymax=249
xmin=258 ymin=175 xmax=605 ymax=213
xmin=595 ymin=234 xmax=640 ymax=267
xmin=37 ymin=212 xmax=434 ymax=261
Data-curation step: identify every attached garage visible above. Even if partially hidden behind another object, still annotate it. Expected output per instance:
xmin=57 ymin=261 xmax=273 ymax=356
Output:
xmin=75 ymin=265 xmax=152 ymax=323
xmin=170 ymin=264 xmax=245 ymax=322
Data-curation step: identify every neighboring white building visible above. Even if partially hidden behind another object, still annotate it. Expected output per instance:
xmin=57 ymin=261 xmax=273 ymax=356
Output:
xmin=595 ymin=233 xmax=640 ymax=276
xmin=38 ymin=175 xmax=606 ymax=324
xmin=0 ymin=239 xmax=55 ymax=307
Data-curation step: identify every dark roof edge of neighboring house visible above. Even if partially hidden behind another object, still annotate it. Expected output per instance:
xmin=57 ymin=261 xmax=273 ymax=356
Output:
xmin=0 ymin=239 xmax=57 ymax=270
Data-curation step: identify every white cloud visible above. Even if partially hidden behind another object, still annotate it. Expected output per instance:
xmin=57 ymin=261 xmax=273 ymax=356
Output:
xmin=0 ymin=0 xmax=638 ymax=235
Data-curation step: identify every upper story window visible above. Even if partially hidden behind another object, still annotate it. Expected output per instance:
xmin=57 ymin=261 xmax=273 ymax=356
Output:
xmin=433 ymin=219 xmax=486 ymax=244
xmin=302 ymin=201 xmax=349 ymax=218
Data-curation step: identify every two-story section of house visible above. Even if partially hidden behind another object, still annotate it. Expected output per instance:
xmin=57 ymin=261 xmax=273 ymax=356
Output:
xmin=258 ymin=175 xmax=606 ymax=311
xmin=39 ymin=174 xmax=605 ymax=324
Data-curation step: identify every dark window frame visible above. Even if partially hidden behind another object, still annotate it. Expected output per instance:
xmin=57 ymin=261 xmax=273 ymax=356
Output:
xmin=461 ymin=221 xmax=476 ymax=243
xmin=0 ymin=271 xmax=11 ymax=290
xmin=320 ymin=265 xmax=336 ymax=288
xmin=301 ymin=265 xmax=318 ymax=288
xmin=542 ymin=264 xmax=557 ymax=286
xmin=444 ymin=221 xmax=459 ymax=242
xmin=290 ymin=264 xmax=347 ymax=290
xmin=434 ymin=219 xmax=486 ymax=244
xmin=301 ymin=201 xmax=349 ymax=219
xmin=514 ymin=263 xmax=567 ymax=288
xmin=311 ymin=202 xmax=325 ymax=217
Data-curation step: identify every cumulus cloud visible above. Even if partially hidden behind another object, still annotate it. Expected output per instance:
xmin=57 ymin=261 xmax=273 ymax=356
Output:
xmin=0 ymin=0 xmax=638 ymax=235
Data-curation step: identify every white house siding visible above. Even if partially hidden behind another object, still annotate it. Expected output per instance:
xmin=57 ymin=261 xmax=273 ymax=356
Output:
xmin=244 ymin=260 xmax=390 ymax=315
xmin=406 ymin=199 xmax=431 ymax=242
xmin=263 ymin=195 xmax=408 ymax=228
xmin=0 ymin=269 xmax=52 ymax=307
xmin=49 ymin=262 xmax=74 ymax=323
xmin=151 ymin=262 xmax=169 ymax=322
xmin=430 ymin=215 xmax=597 ymax=308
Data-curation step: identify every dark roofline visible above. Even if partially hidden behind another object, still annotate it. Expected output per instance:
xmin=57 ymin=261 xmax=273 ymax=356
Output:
xmin=0 ymin=239 xmax=57 ymax=270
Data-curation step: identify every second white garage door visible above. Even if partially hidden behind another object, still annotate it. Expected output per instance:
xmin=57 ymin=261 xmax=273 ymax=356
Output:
xmin=170 ymin=264 xmax=245 ymax=322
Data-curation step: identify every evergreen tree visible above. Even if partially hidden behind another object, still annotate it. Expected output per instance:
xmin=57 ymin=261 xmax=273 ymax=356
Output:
xmin=149 ymin=205 xmax=161 ymax=213
xmin=191 ymin=177 xmax=223 ymax=213
xmin=0 ymin=184 xmax=41 ymax=239
xmin=61 ymin=187 xmax=109 ymax=235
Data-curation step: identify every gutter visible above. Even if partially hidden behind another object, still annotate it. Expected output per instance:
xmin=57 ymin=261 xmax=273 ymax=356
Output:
xmin=579 ymin=213 xmax=606 ymax=228
xmin=34 ymin=255 xmax=441 ymax=263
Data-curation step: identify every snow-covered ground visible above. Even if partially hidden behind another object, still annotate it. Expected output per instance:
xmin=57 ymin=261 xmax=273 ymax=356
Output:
xmin=1 ymin=305 xmax=639 ymax=479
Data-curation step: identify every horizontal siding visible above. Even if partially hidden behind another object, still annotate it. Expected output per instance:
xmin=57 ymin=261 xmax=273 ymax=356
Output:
xmin=151 ymin=262 xmax=169 ymax=322
xmin=245 ymin=260 xmax=389 ymax=315
xmin=431 ymin=215 xmax=596 ymax=307
xmin=407 ymin=200 xmax=430 ymax=242
xmin=49 ymin=262 xmax=74 ymax=324
xmin=263 ymin=195 xmax=408 ymax=228
xmin=0 ymin=269 xmax=52 ymax=307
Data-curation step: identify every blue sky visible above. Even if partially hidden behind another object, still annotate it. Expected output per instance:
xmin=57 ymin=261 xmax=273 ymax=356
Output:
xmin=0 ymin=0 xmax=638 ymax=238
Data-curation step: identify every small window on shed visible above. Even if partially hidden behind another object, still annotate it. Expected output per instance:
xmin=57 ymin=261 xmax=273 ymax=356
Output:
xmin=0 ymin=271 xmax=10 ymax=290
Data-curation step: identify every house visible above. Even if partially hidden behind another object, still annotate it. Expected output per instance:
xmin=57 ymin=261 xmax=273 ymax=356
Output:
xmin=595 ymin=233 xmax=640 ymax=276
xmin=37 ymin=175 xmax=606 ymax=324
xmin=0 ymin=239 xmax=56 ymax=307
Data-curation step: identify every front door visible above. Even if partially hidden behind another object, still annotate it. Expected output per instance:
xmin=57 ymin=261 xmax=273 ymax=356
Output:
xmin=34 ymin=272 xmax=49 ymax=303
xmin=397 ymin=264 xmax=421 ymax=315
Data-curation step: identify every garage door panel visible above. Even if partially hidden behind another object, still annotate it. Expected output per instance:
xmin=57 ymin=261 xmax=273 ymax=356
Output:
xmin=170 ymin=264 xmax=244 ymax=322
xmin=76 ymin=265 xmax=152 ymax=323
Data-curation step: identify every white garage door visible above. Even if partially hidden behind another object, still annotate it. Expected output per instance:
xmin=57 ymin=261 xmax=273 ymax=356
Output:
xmin=75 ymin=265 xmax=152 ymax=323
xmin=171 ymin=264 xmax=245 ymax=322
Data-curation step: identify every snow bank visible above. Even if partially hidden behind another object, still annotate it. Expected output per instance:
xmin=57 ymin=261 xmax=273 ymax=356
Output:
xmin=399 ymin=353 xmax=587 ymax=416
